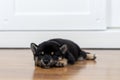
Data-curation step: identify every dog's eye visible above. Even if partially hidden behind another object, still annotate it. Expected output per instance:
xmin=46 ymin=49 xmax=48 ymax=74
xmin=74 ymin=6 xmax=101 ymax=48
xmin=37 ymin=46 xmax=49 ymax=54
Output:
xmin=51 ymin=52 xmax=54 ymax=55
xmin=58 ymin=57 xmax=62 ymax=60
xmin=40 ymin=51 xmax=44 ymax=55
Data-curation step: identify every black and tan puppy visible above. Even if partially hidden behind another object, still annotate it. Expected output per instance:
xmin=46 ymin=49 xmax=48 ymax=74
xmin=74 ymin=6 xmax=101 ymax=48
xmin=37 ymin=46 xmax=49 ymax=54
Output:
xmin=31 ymin=38 xmax=96 ymax=68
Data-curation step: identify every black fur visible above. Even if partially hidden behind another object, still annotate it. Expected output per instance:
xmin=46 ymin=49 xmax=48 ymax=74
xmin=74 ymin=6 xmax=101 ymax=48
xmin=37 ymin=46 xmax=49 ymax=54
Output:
xmin=49 ymin=39 xmax=86 ymax=64
xmin=31 ymin=38 xmax=96 ymax=68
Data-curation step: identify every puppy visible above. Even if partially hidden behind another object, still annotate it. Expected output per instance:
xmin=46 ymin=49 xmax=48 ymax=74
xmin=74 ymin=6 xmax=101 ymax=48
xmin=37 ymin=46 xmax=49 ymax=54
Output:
xmin=31 ymin=38 xmax=96 ymax=68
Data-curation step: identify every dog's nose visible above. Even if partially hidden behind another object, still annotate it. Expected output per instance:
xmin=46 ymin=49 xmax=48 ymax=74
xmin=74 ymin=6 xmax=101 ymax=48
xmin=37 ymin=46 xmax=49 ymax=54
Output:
xmin=43 ymin=59 xmax=49 ymax=64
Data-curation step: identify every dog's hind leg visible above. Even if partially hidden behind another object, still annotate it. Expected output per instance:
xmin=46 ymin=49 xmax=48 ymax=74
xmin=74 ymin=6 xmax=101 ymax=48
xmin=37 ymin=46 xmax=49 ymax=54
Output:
xmin=79 ymin=51 xmax=96 ymax=60
xmin=86 ymin=52 xmax=96 ymax=60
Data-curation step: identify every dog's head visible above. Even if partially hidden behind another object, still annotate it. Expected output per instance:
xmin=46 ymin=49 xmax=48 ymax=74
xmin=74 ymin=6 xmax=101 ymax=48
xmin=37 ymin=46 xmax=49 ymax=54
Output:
xmin=31 ymin=41 xmax=67 ymax=68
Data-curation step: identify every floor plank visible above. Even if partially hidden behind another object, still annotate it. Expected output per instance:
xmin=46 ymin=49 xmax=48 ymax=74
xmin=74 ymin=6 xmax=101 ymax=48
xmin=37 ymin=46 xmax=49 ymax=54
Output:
xmin=0 ymin=49 xmax=120 ymax=80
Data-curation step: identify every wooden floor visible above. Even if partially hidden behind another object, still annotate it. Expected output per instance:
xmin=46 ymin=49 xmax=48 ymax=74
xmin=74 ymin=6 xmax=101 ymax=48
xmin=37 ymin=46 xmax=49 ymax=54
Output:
xmin=0 ymin=49 xmax=120 ymax=80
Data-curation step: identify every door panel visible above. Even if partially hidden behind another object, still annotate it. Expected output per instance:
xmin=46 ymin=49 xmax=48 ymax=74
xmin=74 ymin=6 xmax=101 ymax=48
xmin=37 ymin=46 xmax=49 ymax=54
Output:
xmin=15 ymin=0 xmax=90 ymax=13
xmin=0 ymin=0 xmax=106 ymax=30
xmin=111 ymin=0 xmax=120 ymax=27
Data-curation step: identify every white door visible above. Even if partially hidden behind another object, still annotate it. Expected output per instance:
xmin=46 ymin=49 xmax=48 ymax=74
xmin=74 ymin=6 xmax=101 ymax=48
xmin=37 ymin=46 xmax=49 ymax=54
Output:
xmin=0 ymin=0 xmax=107 ymax=48
xmin=0 ymin=0 xmax=106 ymax=30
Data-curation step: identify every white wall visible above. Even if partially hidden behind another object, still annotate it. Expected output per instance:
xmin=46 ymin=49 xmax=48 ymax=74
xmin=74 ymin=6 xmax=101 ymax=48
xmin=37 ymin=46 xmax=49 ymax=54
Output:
xmin=1 ymin=30 xmax=120 ymax=48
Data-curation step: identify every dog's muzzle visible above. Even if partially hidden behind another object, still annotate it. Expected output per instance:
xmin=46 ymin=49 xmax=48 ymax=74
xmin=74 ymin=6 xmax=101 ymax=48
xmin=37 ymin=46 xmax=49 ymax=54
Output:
xmin=40 ymin=55 xmax=54 ymax=68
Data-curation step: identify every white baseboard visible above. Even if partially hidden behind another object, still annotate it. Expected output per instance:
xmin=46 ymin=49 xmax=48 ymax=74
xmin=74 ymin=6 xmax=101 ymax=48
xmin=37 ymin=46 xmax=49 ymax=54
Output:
xmin=0 ymin=29 xmax=120 ymax=48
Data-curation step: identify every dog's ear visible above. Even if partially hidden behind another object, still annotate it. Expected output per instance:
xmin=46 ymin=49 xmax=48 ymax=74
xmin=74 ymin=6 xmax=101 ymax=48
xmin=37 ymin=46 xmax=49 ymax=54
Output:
xmin=60 ymin=44 xmax=68 ymax=54
xmin=31 ymin=43 xmax=38 ymax=55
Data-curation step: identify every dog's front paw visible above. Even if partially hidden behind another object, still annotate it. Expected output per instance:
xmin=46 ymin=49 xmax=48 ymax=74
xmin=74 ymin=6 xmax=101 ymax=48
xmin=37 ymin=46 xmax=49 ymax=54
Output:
xmin=55 ymin=62 xmax=64 ymax=67
xmin=55 ymin=58 xmax=68 ymax=67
